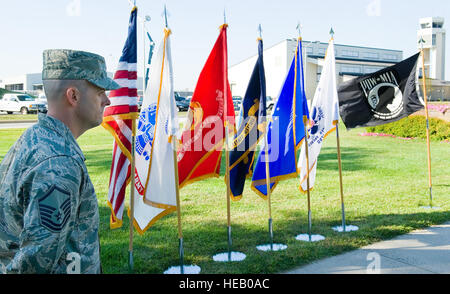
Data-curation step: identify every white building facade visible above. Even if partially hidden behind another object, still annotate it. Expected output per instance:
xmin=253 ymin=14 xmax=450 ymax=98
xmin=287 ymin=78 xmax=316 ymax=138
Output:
xmin=417 ymin=17 xmax=446 ymax=81
xmin=229 ymin=39 xmax=403 ymax=101
xmin=0 ymin=73 xmax=43 ymax=93
xmin=1 ymin=73 xmax=143 ymax=96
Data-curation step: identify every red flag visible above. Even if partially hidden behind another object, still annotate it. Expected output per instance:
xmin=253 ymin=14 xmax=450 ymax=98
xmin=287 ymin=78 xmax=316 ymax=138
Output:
xmin=177 ymin=24 xmax=235 ymax=188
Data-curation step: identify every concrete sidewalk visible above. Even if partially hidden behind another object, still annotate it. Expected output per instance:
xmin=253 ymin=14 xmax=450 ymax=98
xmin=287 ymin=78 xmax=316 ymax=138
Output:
xmin=285 ymin=222 xmax=450 ymax=274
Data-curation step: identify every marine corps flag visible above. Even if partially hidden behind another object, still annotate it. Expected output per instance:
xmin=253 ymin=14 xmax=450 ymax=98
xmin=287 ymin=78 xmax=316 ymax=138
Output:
xmin=132 ymin=28 xmax=178 ymax=234
xmin=338 ymin=53 xmax=423 ymax=129
xmin=228 ymin=39 xmax=267 ymax=201
xmin=251 ymin=38 xmax=309 ymax=199
xmin=177 ymin=24 xmax=235 ymax=188
xmin=298 ymin=39 xmax=339 ymax=192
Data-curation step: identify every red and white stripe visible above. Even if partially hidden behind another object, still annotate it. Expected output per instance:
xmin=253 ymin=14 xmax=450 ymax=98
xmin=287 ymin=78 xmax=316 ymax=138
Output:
xmin=103 ymin=61 xmax=138 ymax=227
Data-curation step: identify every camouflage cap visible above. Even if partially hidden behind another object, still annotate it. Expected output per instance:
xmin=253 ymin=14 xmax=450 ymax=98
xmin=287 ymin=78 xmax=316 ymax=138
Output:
xmin=42 ymin=49 xmax=120 ymax=90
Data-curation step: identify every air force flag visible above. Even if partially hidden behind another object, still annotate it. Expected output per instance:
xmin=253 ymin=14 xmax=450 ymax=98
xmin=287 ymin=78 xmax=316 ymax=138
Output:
xmin=251 ymin=38 xmax=309 ymax=199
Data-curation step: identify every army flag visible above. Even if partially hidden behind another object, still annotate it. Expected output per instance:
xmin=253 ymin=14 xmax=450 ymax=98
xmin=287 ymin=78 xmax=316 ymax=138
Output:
xmin=132 ymin=28 xmax=178 ymax=234
xmin=298 ymin=39 xmax=339 ymax=192
xmin=338 ymin=53 xmax=423 ymax=129
xmin=177 ymin=24 xmax=235 ymax=188
xmin=228 ymin=38 xmax=267 ymax=201
xmin=251 ymin=38 xmax=309 ymax=199
xmin=102 ymin=7 xmax=139 ymax=229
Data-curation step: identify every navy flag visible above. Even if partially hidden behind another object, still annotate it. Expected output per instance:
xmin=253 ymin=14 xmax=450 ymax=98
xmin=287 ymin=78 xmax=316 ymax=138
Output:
xmin=338 ymin=53 xmax=423 ymax=129
xmin=228 ymin=39 xmax=267 ymax=201
xmin=251 ymin=38 xmax=309 ymax=199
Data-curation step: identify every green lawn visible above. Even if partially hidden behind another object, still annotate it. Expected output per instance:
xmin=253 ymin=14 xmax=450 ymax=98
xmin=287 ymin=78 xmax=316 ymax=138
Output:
xmin=0 ymin=114 xmax=38 ymax=121
xmin=0 ymin=123 xmax=449 ymax=274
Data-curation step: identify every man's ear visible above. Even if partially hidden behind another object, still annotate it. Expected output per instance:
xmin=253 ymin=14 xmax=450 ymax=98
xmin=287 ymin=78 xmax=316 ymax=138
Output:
xmin=65 ymin=86 xmax=79 ymax=107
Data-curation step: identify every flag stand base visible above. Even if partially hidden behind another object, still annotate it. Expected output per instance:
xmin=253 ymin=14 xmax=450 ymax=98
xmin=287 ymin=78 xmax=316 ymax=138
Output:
xmin=256 ymin=243 xmax=287 ymax=252
xmin=164 ymin=265 xmax=201 ymax=274
xmin=295 ymin=234 xmax=325 ymax=242
xmin=332 ymin=225 xmax=359 ymax=233
xmin=213 ymin=251 xmax=246 ymax=262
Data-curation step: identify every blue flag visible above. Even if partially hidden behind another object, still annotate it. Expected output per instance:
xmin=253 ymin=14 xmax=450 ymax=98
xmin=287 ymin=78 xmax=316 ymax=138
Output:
xmin=251 ymin=38 xmax=309 ymax=199
xmin=228 ymin=39 xmax=267 ymax=201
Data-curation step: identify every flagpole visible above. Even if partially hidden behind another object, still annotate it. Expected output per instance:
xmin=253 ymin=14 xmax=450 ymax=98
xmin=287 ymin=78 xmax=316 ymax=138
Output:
xmin=171 ymin=141 xmax=184 ymax=274
xmin=222 ymin=11 xmax=233 ymax=262
xmin=125 ymin=2 xmax=138 ymax=273
xmin=159 ymin=5 xmax=185 ymax=274
xmin=335 ymin=124 xmax=346 ymax=231
xmin=128 ymin=118 xmax=136 ymax=273
xmin=303 ymin=117 xmax=313 ymax=241
xmin=419 ymin=38 xmax=434 ymax=209
xmin=330 ymin=29 xmax=348 ymax=232
xmin=258 ymin=24 xmax=274 ymax=251
xmin=293 ymin=26 xmax=312 ymax=242
xmin=225 ymin=121 xmax=232 ymax=262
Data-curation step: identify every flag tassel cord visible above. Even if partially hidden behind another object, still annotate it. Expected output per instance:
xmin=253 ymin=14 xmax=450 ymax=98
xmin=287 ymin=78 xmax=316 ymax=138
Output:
xmin=420 ymin=48 xmax=433 ymax=208
xmin=335 ymin=124 xmax=346 ymax=231
xmin=128 ymin=119 xmax=137 ymax=273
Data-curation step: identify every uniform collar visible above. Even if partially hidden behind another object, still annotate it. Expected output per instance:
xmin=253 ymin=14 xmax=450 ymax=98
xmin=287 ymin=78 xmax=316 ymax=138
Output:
xmin=38 ymin=114 xmax=86 ymax=161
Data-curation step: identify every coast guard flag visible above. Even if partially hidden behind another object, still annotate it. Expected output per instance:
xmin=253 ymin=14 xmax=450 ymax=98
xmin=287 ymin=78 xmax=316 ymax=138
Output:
xmin=177 ymin=24 xmax=235 ymax=188
xmin=251 ymin=38 xmax=309 ymax=199
xmin=298 ymin=39 xmax=339 ymax=192
xmin=132 ymin=28 xmax=178 ymax=234
xmin=228 ymin=38 xmax=267 ymax=201
xmin=102 ymin=7 xmax=139 ymax=229
xmin=338 ymin=53 xmax=423 ymax=129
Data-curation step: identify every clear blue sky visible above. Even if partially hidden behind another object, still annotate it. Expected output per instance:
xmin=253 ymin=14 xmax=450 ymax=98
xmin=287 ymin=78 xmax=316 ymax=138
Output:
xmin=0 ymin=0 xmax=448 ymax=91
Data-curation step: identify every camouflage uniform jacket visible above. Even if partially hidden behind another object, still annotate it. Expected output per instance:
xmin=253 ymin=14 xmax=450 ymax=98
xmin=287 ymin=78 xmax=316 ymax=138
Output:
xmin=0 ymin=114 xmax=101 ymax=274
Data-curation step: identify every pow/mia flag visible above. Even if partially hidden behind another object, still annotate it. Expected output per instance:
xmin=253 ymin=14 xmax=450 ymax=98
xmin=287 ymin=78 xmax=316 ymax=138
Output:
xmin=337 ymin=53 xmax=423 ymax=129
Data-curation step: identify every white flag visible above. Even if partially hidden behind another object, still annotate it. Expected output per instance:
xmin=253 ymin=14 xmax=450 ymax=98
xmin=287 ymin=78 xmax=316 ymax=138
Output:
xmin=133 ymin=28 xmax=178 ymax=234
xmin=298 ymin=39 xmax=339 ymax=192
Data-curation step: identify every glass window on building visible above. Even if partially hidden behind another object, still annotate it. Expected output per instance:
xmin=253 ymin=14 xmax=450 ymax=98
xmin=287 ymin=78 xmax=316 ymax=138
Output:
xmin=342 ymin=50 xmax=359 ymax=58
xmin=341 ymin=65 xmax=361 ymax=73
xmin=432 ymin=34 xmax=436 ymax=46
xmin=382 ymin=54 xmax=398 ymax=61
xmin=306 ymin=47 xmax=313 ymax=54
xmin=364 ymin=66 xmax=383 ymax=74
xmin=5 ymin=84 xmax=24 ymax=91
xmin=363 ymin=52 xmax=379 ymax=59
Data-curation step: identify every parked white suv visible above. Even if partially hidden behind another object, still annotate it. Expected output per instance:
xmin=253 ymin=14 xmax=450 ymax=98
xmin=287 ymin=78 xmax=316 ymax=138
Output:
xmin=0 ymin=93 xmax=47 ymax=114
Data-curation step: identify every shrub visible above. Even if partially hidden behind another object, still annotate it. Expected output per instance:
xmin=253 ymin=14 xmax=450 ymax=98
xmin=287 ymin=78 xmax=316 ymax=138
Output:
xmin=366 ymin=115 xmax=450 ymax=141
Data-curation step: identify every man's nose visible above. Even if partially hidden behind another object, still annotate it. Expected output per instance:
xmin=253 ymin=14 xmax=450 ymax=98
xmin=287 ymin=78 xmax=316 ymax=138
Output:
xmin=103 ymin=94 xmax=111 ymax=106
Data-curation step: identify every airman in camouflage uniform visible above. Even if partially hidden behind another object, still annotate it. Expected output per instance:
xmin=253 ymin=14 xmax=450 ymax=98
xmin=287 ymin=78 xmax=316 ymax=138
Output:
xmin=0 ymin=49 xmax=119 ymax=273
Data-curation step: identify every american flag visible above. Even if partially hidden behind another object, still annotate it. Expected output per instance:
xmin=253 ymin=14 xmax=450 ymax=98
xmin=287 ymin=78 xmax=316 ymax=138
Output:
xmin=102 ymin=6 xmax=139 ymax=229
